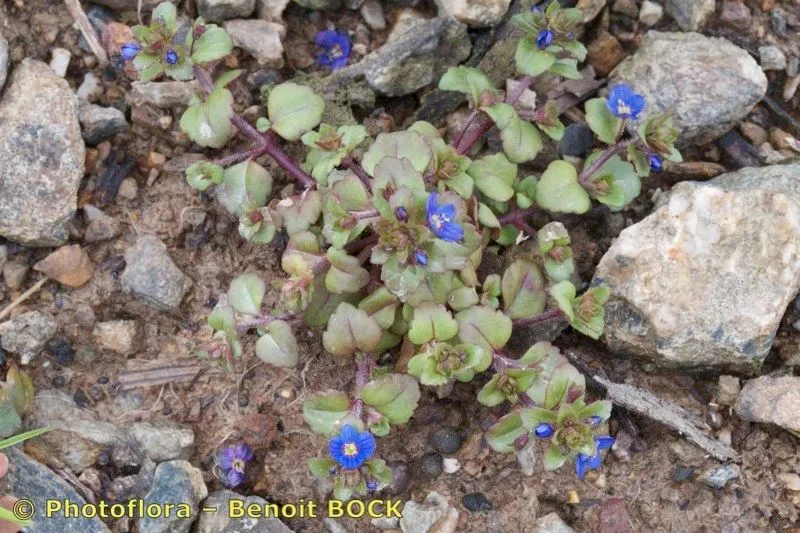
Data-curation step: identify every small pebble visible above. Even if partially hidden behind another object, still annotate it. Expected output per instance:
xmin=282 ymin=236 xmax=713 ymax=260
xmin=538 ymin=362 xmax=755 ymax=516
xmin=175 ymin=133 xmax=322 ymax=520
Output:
xmin=567 ymin=490 xmax=580 ymax=504
xmin=462 ymin=492 xmax=492 ymax=513
xmin=639 ymin=0 xmax=663 ymax=25
xmin=702 ymin=464 xmax=740 ymax=489
xmin=74 ymin=389 xmax=89 ymax=408
xmin=443 ymin=457 xmax=461 ymax=474
xmin=49 ymin=339 xmax=73 ymax=365
xmin=76 ymin=72 xmax=103 ymax=101
xmin=759 ymin=45 xmax=787 ymax=71
xmin=430 ymin=427 xmax=462 ymax=455
xmin=717 ymin=375 xmax=740 ymax=406
xmin=49 ymin=48 xmax=71 ymax=77
xmin=420 ymin=452 xmax=443 ymax=477
xmin=558 ymin=123 xmax=594 ymax=157
xmin=672 ymin=466 xmax=695 ymax=482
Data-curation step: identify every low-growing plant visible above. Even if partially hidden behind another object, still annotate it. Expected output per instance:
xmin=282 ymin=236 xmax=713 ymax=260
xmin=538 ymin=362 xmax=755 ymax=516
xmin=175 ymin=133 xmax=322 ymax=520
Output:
xmin=125 ymin=1 xmax=681 ymax=498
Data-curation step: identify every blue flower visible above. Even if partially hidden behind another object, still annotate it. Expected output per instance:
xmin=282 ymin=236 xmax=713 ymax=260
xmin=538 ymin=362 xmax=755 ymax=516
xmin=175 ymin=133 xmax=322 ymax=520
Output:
xmin=217 ymin=443 xmax=254 ymax=487
xmin=164 ymin=49 xmax=179 ymax=65
xmin=329 ymin=425 xmax=376 ymax=470
xmin=649 ymin=154 xmax=663 ymax=172
xmin=395 ymin=206 xmax=408 ymax=222
xmin=415 ymin=249 xmax=428 ymax=266
xmin=316 ymin=30 xmax=351 ymax=70
xmin=366 ymin=479 xmax=378 ymax=492
xmin=575 ymin=435 xmax=614 ymax=479
xmin=120 ymin=42 xmax=141 ymax=61
xmin=534 ymin=422 xmax=554 ymax=438
xmin=426 ymin=193 xmax=464 ymax=242
xmin=531 ymin=4 xmax=543 ymax=12
xmin=605 ymin=84 xmax=645 ymax=120
xmin=536 ymin=29 xmax=554 ymax=49
xmin=587 ymin=415 xmax=603 ymax=426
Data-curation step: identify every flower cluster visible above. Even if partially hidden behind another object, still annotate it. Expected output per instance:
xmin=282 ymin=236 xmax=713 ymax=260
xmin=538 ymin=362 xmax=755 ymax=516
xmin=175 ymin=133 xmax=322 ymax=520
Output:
xmin=123 ymin=1 xmax=683 ymax=501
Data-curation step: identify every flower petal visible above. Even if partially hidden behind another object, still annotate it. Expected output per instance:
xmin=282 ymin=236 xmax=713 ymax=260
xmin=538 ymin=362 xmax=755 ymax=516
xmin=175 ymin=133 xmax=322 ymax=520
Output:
xmin=217 ymin=448 xmax=236 ymax=470
xmin=339 ymin=424 xmax=359 ymax=442
xmin=315 ymin=30 xmax=340 ymax=47
xmin=595 ymin=435 xmax=615 ymax=450
xmin=328 ymin=436 xmax=346 ymax=463
xmin=436 ymin=204 xmax=456 ymax=221
xmin=356 ymin=430 xmax=376 ymax=462
xmin=575 ymin=454 xmax=587 ymax=479
xmin=226 ymin=468 xmax=245 ymax=487
xmin=585 ymin=453 xmax=602 ymax=469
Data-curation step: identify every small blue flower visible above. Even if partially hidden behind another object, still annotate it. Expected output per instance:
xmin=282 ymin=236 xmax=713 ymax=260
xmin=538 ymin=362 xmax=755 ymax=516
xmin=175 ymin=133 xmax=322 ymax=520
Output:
xmin=120 ymin=42 xmax=141 ymax=61
xmin=217 ymin=443 xmax=254 ymax=487
xmin=605 ymin=84 xmax=645 ymax=120
xmin=329 ymin=425 xmax=376 ymax=470
xmin=164 ymin=49 xmax=179 ymax=65
xmin=395 ymin=206 xmax=408 ymax=222
xmin=531 ymin=4 xmax=543 ymax=12
xmin=426 ymin=193 xmax=464 ymax=242
xmin=536 ymin=29 xmax=554 ymax=49
xmin=649 ymin=154 xmax=663 ymax=172
xmin=316 ymin=30 xmax=351 ymax=70
xmin=534 ymin=422 xmax=555 ymax=438
xmin=415 ymin=249 xmax=428 ymax=266
xmin=587 ymin=415 xmax=603 ymax=426
xmin=575 ymin=435 xmax=615 ymax=479
xmin=366 ymin=479 xmax=378 ymax=492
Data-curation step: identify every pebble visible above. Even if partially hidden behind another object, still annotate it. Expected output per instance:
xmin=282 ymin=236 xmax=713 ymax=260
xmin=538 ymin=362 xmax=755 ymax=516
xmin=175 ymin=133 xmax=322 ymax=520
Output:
xmin=223 ymin=19 xmax=285 ymax=67
xmin=3 ymin=261 xmax=28 ymax=291
xmin=596 ymin=499 xmax=635 ymax=533
xmin=717 ymin=375 xmax=740 ymax=406
xmin=665 ymin=0 xmax=715 ymax=30
xmin=33 ymin=244 xmax=94 ymax=287
xmin=534 ymin=512 xmax=575 ymax=533
xmin=430 ymin=427 xmax=462 ymax=455
xmin=117 ymin=178 xmax=138 ymax=200
xmin=386 ymin=461 xmax=409 ymax=495
xmin=777 ymin=473 xmax=800 ymax=492
xmin=759 ymin=45 xmax=787 ymax=71
xmin=702 ymin=464 xmax=740 ymax=488
xmin=420 ymin=452 xmax=443 ymax=476
xmin=197 ymin=0 xmax=256 ymax=22
xmin=196 ymin=490 xmax=293 ymax=533
xmin=130 ymin=81 xmax=201 ymax=108
xmin=120 ymin=235 xmax=192 ymax=312
xmin=587 ymin=32 xmax=625 ymax=77
xmin=442 ymin=457 xmax=461 ymax=473
xmin=672 ymin=465 xmax=695 ymax=482
xmin=462 ymin=492 xmax=492 ymax=513
xmin=256 ymin=0 xmax=292 ymax=20
xmin=49 ymin=339 xmax=73 ymax=365
xmin=0 ymin=311 xmax=57 ymax=364
xmin=129 ymin=422 xmax=195 ymax=462
xmin=435 ymin=0 xmax=512 ymax=27
xmin=735 ymin=375 xmax=800 ymax=432
xmin=92 ymin=320 xmax=140 ymax=356
xmin=49 ymin=48 xmax=71 ymax=77
xmin=784 ymin=75 xmax=800 ymax=102
xmin=638 ymin=0 xmax=663 ymax=25
xmin=139 ymin=461 xmax=208 ymax=533
xmin=83 ymin=204 xmax=121 ymax=242
xmin=738 ymin=121 xmax=768 ymax=145
xmin=612 ymin=0 xmax=638 ymax=18
xmin=558 ymin=123 xmax=594 ymax=157
xmin=76 ymin=72 xmax=103 ymax=102
xmin=361 ymin=0 xmax=387 ymax=30
xmin=400 ymin=492 xmax=459 ymax=533
xmin=78 ymin=103 xmax=128 ymax=145
xmin=719 ymin=0 xmax=751 ymax=29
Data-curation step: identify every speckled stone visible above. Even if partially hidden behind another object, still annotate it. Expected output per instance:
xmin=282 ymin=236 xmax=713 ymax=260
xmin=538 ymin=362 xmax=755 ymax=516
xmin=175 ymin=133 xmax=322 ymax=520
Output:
xmin=121 ymin=235 xmax=192 ymax=312
xmin=736 ymin=375 xmax=800 ymax=432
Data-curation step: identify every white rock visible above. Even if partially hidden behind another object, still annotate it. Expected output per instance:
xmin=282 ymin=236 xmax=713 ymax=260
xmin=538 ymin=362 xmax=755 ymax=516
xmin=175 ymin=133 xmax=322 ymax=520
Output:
xmin=256 ymin=0 xmax=291 ymax=20
xmin=442 ymin=457 xmax=461 ymax=473
xmin=92 ymin=320 xmax=140 ymax=355
xmin=223 ymin=19 xmax=285 ymax=67
xmin=717 ymin=375 xmax=740 ymax=406
xmin=0 ymin=311 xmax=57 ymax=364
xmin=759 ymin=45 xmax=787 ymax=71
xmin=400 ymin=492 xmax=459 ymax=533
xmin=534 ymin=512 xmax=575 ymax=533
xmin=49 ymin=48 xmax=72 ymax=77
xmin=435 ymin=0 xmax=512 ymax=27
xmin=76 ymin=72 xmax=103 ymax=101
xmin=129 ymin=80 xmax=201 ymax=108
xmin=361 ymin=0 xmax=387 ymax=30
xmin=638 ymin=0 xmax=663 ymax=25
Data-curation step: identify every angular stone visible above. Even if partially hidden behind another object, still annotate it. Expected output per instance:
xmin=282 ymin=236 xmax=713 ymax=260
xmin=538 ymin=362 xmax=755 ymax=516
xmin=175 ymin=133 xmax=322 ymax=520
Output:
xmin=79 ymin=102 xmax=128 ymax=145
xmin=256 ymin=0 xmax=292 ymax=20
xmin=593 ymin=164 xmax=800 ymax=371
xmin=120 ymin=235 xmax=192 ymax=311
xmin=139 ymin=461 xmax=208 ymax=533
xmin=0 ymin=311 xmax=57 ymax=365
xmin=130 ymin=81 xmax=201 ymax=108
xmin=759 ymin=45 xmax=787 ymax=71
xmin=198 ymin=0 xmax=256 ymax=22
xmin=400 ymin=492 xmax=459 ymax=533
xmin=92 ymin=319 xmax=140 ymax=355
xmin=434 ymin=0 xmax=512 ymax=27
xmin=534 ymin=512 xmax=575 ymax=533
xmin=0 ymin=59 xmax=84 ymax=246
xmin=638 ymin=0 xmax=663 ymax=25
xmin=609 ymin=32 xmax=766 ymax=147
xmin=34 ymin=245 xmax=94 ymax=287
xmin=587 ymin=32 xmax=625 ymax=77
xmin=666 ymin=0 xmax=715 ymax=30
xmin=129 ymin=422 xmax=195 ymax=462
xmin=735 ymin=375 xmax=800 ymax=432
xmin=222 ymin=19 xmax=285 ymax=67
xmin=196 ymin=490 xmax=294 ymax=532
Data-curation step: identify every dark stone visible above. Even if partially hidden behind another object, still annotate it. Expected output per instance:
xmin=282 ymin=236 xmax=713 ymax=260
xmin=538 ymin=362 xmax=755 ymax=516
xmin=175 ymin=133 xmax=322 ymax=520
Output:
xmin=462 ymin=492 xmax=492 ymax=513
xmin=718 ymin=130 xmax=762 ymax=169
xmin=386 ymin=461 xmax=409 ymax=495
xmin=49 ymin=338 xmax=73 ymax=365
xmin=672 ymin=465 xmax=695 ymax=482
xmin=74 ymin=389 xmax=89 ymax=408
xmin=558 ymin=123 xmax=594 ymax=157
xmin=430 ymin=427 xmax=462 ymax=455
xmin=420 ymin=452 xmax=443 ymax=477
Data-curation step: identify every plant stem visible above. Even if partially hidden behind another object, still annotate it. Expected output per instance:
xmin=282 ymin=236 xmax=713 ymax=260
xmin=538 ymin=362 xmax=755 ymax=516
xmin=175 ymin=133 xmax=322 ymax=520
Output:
xmin=236 ymin=313 xmax=294 ymax=332
xmin=344 ymin=233 xmax=379 ymax=254
xmin=342 ymin=155 xmax=372 ymax=190
xmin=353 ymin=353 xmax=373 ymax=421
xmin=214 ymin=144 xmax=270 ymax=167
xmin=513 ymin=308 xmax=565 ymax=327
xmin=505 ymin=75 xmax=533 ymax=105
xmin=577 ymin=139 xmax=633 ymax=189
xmin=498 ymin=206 xmax=542 ymax=225
xmin=492 ymin=351 xmax=522 ymax=370
xmin=451 ymin=108 xmax=480 ymax=149
xmin=262 ymin=130 xmax=316 ymax=189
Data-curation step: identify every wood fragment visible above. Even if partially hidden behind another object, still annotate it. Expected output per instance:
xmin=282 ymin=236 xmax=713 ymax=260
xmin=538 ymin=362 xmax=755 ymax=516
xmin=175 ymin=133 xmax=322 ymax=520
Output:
xmin=595 ymin=376 xmax=739 ymax=462
xmin=118 ymin=359 xmax=223 ymax=390
xmin=63 ymin=0 xmax=109 ymax=67
xmin=0 ymin=277 xmax=49 ymax=322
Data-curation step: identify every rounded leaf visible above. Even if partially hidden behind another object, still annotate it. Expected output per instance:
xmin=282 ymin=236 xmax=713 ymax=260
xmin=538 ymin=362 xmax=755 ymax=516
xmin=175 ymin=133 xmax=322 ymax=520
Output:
xmin=535 ymin=160 xmax=590 ymax=214
xmin=255 ymin=320 xmax=299 ymax=368
xmin=216 ymin=160 xmax=273 ymax=216
xmin=227 ymin=273 xmax=266 ymax=315
xmin=268 ymin=83 xmax=325 ymax=141
xmin=322 ymin=303 xmax=382 ymax=356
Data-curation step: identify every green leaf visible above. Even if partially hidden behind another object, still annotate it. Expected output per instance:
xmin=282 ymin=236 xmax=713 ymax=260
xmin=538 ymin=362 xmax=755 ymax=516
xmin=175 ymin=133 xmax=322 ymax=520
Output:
xmin=477 ymin=376 xmax=507 ymax=406
xmin=535 ymin=160 xmax=590 ymax=214
xmin=6 ymin=366 xmax=34 ymax=416
xmin=191 ymin=25 xmax=234 ymax=63
xmin=186 ymin=161 xmax=224 ymax=191
xmin=587 ymin=153 xmax=641 ymax=211
xmin=208 ymin=304 xmax=236 ymax=334
xmin=478 ymin=203 xmax=500 ymax=228
xmin=273 ymin=190 xmax=322 ymax=235
xmin=303 ymin=278 xmax=360 ymax=328
xmin=519 ymin=407 xmax=558 ymax=430
xmin=369 ymin=417 xmax=391 ymax=437
xmin=214 ymin=69 xmax=244 ymax=90
xmin=549 ymin=58 xmax=581 ymax=79
xmin=152 ymin=1 xmax=177 ymax=33
xmin=0 ymin=506 xmax=30 ymax=527
xmin=322 ymin=303 xmax=383 ymax=357
xmin=501 ymin=260 xmax=547 ymax=319
xmin=0 ymin=401 xmax=21 ymax=439
xmin=216 ymin=160 xmax=272 ymax=216
xmin=467 ymin=153 xmax=518 ymax=202
xmin=358 ymin=288 xmax=399 ymax=329
xmin=543 ymin=443 xmax=569 ymax=470
xmin=585 ymin=97 xmax=622 ymax=145
xmin=484 ymin=103 xmax=543 ymax=164
xmin=544 ymin=363 xmax=585 ymax=408
xmin=579 ymin=400 xmax=613 ymax=422
xmin=549 ymin=280 xmax=577 ymax=321
xmin=227 ymin=273 xmax=266 ymax=315
xmin=308 ymin=458 xmax=336 ymax=478
xmin=325 ymin=248 xmax=370 ymax=294
xmin=515 ymin=38 xmax=556 ymax=77
xmin=561 ymin=39 xmax=588 ymax=61
xmin=486 ymin=411 xmax=527 ymax=453
xmin=303 ymin=391 xmax=358 ymax=436
xmin=179 ymin=87 xmax=234 ymax=149
xmin=255 ymin=320 xmax=299 ymax=368
xmin=438 ymin=66 xmax=499 ymax=107
xmin=361 ymin=374 xmax=420 ymax=424
xmin=408 ymin=303 xmax=458 ymax=344
xmin=456 ymin=306 xmax=513 ymax=352
xmin=256 ymin=117 xmax=270 ymax=132
xmin=268 ymin=83 xmax=325 ymax=141
xmin=362 ymin=131 xmax=433 ymax=176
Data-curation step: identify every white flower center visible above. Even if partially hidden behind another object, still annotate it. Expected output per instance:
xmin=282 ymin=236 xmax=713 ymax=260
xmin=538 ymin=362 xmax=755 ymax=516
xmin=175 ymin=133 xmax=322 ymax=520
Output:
xmin=616 ymin=100 xmax=632 ymax=116
xmin=431 ymin=213 xmax=450 ymax=229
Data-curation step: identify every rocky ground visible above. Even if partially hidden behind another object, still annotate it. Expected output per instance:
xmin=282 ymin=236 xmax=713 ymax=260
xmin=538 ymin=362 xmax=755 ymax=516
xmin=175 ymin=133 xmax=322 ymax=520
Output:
xmin=0 ymin=0 xmax=799 ymax=531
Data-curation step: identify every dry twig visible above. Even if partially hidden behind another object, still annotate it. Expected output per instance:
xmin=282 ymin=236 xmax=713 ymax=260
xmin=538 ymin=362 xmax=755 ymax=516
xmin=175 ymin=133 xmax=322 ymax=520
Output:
xmin=63 ymin=0 xmax=109 ymax=66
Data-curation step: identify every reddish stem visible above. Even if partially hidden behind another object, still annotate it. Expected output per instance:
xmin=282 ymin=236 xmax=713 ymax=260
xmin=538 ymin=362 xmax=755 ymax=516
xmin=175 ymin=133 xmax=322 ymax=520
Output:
xmin=513 ymin=308 xmax=565 ymax=327
xmin=236 ymin=313 xmax=294 ymax=332
xmin=342 ymin=155 xmax=372 ymax=190
xmin=451 ymin=108 xmax=480 ymax=149
xmin=344 ymin=233 xmax=379 ymax=255
xmin=498 ymin=206 xmax=542 ymax=225
xmin=353 ymin=353 xmax=373 ymax=421
xmin=577 ymin=139 xmax=633 ymax=189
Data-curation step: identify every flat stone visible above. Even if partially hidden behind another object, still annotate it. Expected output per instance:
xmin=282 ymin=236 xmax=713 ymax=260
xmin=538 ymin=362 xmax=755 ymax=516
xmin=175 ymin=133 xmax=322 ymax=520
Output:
xmin=196 ymin=490 xmax=294 ymax=532
xmin=593 ymin=164 xmax=800 ymax=371
xmin=83 ymin=204 xmax=122 ymax=242
xmin=0 ymin=447 xmax=111 ymax=532
xmin=434 ymin=0 xmax=512 ymax=27
xmin=666 ymin=0 xmax=715 ymax=30
xmin=34 ymin=244 xmax=94 ymax=287
xmin=609 ymin=31 xmax=766 ymax=146
xmin=197 ymin=0 xmax=256 ymax=22
xmin=129 ymin=81 xmax=201 ymax=108
xmin=139 ymin=461 xmax=208 ymax=533
xmin=79 ymin=103 xmax=128 ymax=145
xmin=735 ymin=375 xmax=800 ymax=432
xmin=92 ymin=319 xmax=140 ymax=355
xmin=222 ymin=19 xmax=285 ymax=67
xmin=702 ymin=464 xmax=740 ymax=488
xmin=129 ymin=421 xmax=195 ymax=462
xmin=0 ymin=311 xmax=57 ymax=364
xmin=0 ymin=59 xmax=84 ymax=246
xmin=0 ymin=29 xmax=8 ymax=91
xmin=534 ymin=512 xmax=575 ymax=533
xmin=120 ymin=235 xmax=192 ymax=311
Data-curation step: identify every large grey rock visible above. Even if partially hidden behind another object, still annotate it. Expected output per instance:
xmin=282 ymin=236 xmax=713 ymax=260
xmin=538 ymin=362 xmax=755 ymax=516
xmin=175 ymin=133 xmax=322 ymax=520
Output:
xmin=0 ymin=59 xmax=85 ymax=246
xmin=434 ymin=0 xmax=512 ymax=27
xmin=0 ymin=447 xmax=110 ymax=533
xmin=196 ymin=490 xmax=294 ymax=533
xmin=0 ymin=311 xmax=57 ymax=364
xmin=333 ymin=16 xmax=471 ymax=97
xmin=121 ymin=235 xmax=192 ymax=311
xmin=735 ymin=375 xmax=800 ymax=432
xmin=666 ymin=0 xmax=715 ymax=30
xmin=609 ymin=32 xmax=766 ymax=147
xmin=198 ymin=0 xmax=256 ymax=22
xmin=222 ymin=19 xmax=285 ymax=67
xmin=139 ymin=461 xmax=207 ymax=533
xmin=593 ymin=164 xmax=800 ymax=371
xmin=79 ymin=102 xmax=128 ymax=145
xmin=0 ymin=29 xmax=8 ymax=92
